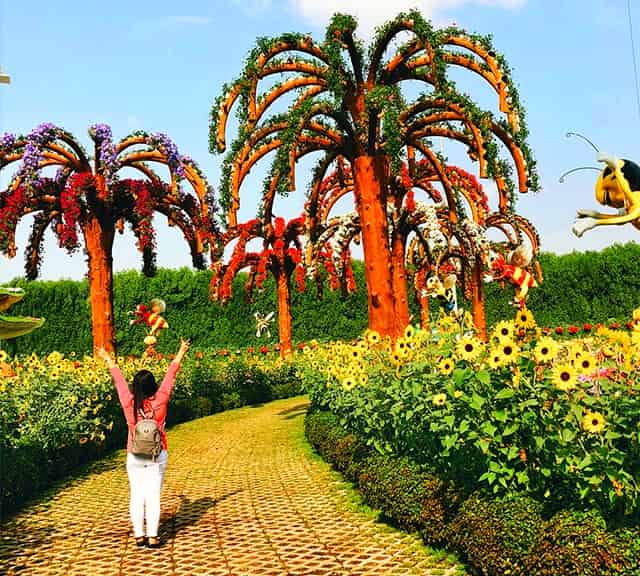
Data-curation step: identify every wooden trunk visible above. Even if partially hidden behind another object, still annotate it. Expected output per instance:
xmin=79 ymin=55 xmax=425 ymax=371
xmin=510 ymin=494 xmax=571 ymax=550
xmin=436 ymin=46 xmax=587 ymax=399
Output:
xmin=352 ymin=156 xmax=398 ymax=338
xmin=390 ymin=230 xmax=410 ymax=332
xmin=84 ymin=217 xmax=116 ymax=354
xmin=471 ymin=260 xmax=487 ymax=341
xmin=276 ymin=270 xmax=293 ymax=358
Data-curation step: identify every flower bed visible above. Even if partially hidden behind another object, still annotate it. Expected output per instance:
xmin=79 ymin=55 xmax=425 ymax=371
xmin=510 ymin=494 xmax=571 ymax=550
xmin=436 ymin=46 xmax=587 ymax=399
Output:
xmin=305 ymin=411 xmax=640 ymax=576
xmin=298 ymin=309 xmax=640 ymax=524
xmin=0 ymin=350 xmax=302 ymax=517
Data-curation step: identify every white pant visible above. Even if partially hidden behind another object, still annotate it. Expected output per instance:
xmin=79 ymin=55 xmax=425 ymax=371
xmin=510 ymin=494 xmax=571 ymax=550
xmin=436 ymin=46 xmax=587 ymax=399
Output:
xmin=126 ymin=450 xmax=168 ymax=538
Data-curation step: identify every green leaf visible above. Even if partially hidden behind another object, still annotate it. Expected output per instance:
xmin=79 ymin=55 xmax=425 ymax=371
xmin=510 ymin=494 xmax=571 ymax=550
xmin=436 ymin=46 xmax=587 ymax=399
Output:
xmin=476 ymin=370 xmax=491 ymax=386
xmin=470 ymin=393 xmax=486 ymax=411
xmin=491 ymin=409 xmax=508 ymax=422
xmin=495 ymin=388 xmax=515 ymax=400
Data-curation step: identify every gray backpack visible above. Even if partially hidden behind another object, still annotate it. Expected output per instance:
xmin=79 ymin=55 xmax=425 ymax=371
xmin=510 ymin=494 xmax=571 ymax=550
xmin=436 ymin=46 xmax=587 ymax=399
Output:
xmin=131 ymin=408 xmax=162 ymax=460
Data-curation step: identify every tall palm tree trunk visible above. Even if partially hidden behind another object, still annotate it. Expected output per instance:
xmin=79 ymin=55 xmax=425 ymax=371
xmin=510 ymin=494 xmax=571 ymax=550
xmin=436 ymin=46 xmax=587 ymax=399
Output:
xmin=84 ymin=216 xmax=116 ymax=353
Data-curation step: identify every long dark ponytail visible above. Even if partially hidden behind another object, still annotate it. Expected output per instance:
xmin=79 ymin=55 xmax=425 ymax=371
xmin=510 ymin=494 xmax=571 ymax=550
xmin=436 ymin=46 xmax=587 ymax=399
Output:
xmin=132 ymin=370 xmax=158 ymax=421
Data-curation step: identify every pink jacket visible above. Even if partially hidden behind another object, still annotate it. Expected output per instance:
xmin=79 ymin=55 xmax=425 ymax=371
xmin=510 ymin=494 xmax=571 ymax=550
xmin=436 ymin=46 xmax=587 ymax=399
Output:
xmin=110 ymin=362 xmax=180 ymax=452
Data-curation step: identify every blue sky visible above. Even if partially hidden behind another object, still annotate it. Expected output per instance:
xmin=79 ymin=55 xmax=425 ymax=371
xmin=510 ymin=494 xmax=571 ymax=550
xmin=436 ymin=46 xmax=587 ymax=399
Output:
xmin=1 ymin=0 xmax=639 ymax=281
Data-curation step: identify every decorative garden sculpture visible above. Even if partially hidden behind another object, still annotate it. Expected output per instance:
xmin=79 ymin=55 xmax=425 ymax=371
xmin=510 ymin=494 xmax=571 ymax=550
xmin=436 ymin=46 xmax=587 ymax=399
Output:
xmin=572 ymin=154 xmax=640 ymax=237
xmin=0 ymin=286 xmax=44 ymax=340
xmin=485 ymin=244 xmax=537 ymax=308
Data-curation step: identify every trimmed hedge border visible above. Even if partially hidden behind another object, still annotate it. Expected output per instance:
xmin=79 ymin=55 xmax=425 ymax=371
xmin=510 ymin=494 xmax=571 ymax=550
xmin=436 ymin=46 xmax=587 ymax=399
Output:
xmin=305 ymin=411 xmax=640 ymax=576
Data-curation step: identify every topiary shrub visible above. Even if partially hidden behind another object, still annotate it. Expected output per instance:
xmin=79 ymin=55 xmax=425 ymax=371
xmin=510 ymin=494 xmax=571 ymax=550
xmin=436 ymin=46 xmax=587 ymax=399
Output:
xmin=522 ymin=510 xmax=632 ymax=576
xmin=446 ymin=493 xmax=543 ymax=576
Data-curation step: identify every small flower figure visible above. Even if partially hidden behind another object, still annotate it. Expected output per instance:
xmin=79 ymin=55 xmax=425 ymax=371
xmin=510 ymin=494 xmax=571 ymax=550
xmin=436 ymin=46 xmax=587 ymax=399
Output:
xmin=581 ymin=411 xmax=606 ymax=434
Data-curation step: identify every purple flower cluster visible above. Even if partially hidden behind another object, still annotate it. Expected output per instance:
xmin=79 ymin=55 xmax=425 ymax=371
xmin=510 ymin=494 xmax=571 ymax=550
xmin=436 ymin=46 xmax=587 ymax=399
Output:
xmin=89 ymin=123 xmax=119 ymax=187
xmin=0 ymin=132 xmax=16 ymax=152
xmin=148 ymin=132 xmax=186 ymax=179
xmin=19 ymin=123 xmax=59 ymax=190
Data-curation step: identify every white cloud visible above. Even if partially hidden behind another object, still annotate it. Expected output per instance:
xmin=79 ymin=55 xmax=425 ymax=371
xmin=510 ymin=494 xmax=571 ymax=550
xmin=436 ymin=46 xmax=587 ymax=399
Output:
xmin=288 ymin=0 xmax=526 ymax=35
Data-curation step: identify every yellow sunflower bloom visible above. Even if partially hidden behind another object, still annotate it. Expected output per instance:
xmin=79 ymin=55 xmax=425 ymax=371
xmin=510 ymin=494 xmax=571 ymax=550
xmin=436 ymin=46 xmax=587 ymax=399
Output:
xmin=552 ymin=363 xmax=577 ymax=391
xmin=568 ymin=343 xmax=586 ymax=362
xmin=454 ymin=390 xmax=464 ymax=398
xmin=438 ymin=357 xmax=455 ymax=375
xmin=391 ymin=351 xmax=404 ymax=365
xmin=366 ymin=330 xmax=381 ymax=346
xmin=359 ymin=373 xmax=368 ymax=386
xmin=534 ymin=337 xmax=559 ymax=364
xmin=487 ymin=349 xmax=506 ymax=370
xmin=0 ymin=350 xmax=8 ymax=362
xmin=492 ymin=320 xmax=516 ymax=342
xmin=342 ymin=376 xmax=357 ymax=391
xmin=432 ymin=393 xmax=447 ymax=407
xmin=581 ymin=411 xmax=606 ymax=434
xmin=515 ymin=307 xmax=536 ymax=330
xmin=575 ymin=352 xmax=597 ymax=374
xmin=349 ymin=348 xmax=362 ymax=360
xmin=456 ymin=336 xmax=483 ymax=362
xmin=601 ymin=344 xmax=616 ymax=358
xmin=498 ymin=340 xmax=521 ymax=365
xmin=404 ymin=325 xmax=415 ymax=340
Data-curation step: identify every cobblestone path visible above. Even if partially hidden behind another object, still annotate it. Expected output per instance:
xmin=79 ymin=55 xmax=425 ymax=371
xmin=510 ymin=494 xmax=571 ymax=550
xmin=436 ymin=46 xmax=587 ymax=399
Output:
xmin=0 ymin=397 xmax=463 ymax=575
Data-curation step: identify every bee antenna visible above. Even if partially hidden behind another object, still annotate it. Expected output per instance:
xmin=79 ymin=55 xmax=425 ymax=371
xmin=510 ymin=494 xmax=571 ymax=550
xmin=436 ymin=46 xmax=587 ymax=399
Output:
xmin=558 ymin=166 xmax=601 ymax=183
xmin=565 ymin=132 xmax=600 ymax=153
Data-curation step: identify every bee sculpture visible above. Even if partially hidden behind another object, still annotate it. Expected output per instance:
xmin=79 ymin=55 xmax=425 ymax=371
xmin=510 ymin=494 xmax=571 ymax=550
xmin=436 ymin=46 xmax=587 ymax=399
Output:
xmin=572 ymin=153 xmax=640 ymax=237
xmin=422 ymin=273 xmax=462 ymax=319
xmin=254 ymin=311 xmax=275 ymax=338
xmin=485 ymin=244 xmax=537 ymax=308
xmin=128 ymin=298 xmax=168 ymax=346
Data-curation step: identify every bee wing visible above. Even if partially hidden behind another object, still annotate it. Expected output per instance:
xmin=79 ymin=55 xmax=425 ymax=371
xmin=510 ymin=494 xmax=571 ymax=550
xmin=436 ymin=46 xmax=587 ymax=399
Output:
xmin=265 ymin=311 xmax=275 ymax=322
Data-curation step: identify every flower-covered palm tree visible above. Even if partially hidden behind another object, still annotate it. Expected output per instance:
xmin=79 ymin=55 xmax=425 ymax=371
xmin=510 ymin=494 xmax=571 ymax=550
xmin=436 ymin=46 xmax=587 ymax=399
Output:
xmin=211 ymin=10 xmax=538 ymax=339
xmin=0 ymin=123 xmax=217 ymax=353
xmin=210 ymin=215 xmax=306 ymax=357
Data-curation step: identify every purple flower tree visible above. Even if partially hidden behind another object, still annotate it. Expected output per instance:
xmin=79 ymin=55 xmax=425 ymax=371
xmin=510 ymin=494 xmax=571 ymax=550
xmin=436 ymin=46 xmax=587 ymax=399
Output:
xmin=0 ymin=123 xmax=218 ymax=353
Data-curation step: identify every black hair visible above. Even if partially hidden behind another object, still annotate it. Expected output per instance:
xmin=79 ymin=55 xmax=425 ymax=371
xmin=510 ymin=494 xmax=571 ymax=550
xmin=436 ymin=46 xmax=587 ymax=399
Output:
xmin=132 ymin=370 xmax=158 ymax=421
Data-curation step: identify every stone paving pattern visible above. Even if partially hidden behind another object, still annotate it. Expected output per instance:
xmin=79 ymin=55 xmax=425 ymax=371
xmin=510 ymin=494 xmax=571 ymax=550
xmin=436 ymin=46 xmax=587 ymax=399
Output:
xmin=0 ymin=397 xmax=464 ymax=575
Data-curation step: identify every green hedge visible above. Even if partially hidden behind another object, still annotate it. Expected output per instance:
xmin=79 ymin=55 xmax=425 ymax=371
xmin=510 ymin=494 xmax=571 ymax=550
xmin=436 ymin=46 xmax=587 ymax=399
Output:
xmin=4 ymin=242 xmax=640 ymax=355
xmin=305 ymin=411 xmax=640 ymax=576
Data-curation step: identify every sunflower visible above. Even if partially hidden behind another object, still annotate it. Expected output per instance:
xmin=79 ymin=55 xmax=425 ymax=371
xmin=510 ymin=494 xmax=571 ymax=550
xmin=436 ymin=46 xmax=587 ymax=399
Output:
xmin=0 ymin=350 xmax=8 ymax=362
xmin=575 ymin=352 xmax=597 ymax=374
xmin=438 ymin=357 xmax=455 ymax=375
xmin=456 ymin=336 xmax=483 ymax=362
xmin=359 ymin=373 xmax=369 ymax=386
xmin=349 ymin=347 xmax=362 ymax=360
xmin=581 ymin=411 xmax=606 ymax=434
xmin=601 ymin=344 xmax=616 ymax=358
xmin=515 ymin=308 xmax=536 ymax=330
xmin=511 ymin=367 xmax=522 ymax=388
xmin=454 ymin=390 xmax=464 ymax=398
xmin=534 ymin=337 xmax=559 ymax=364
xmin=432 ymin=393 xmax=447 ymax=407
xmin=404 ymin=325 xmax=415 ymax=340
xmin=498 ymin=339 xmax=521 ymax=365
xmin=487 ymin=349 xmax=506 ymax=369
xmin=492 ymin=320 xmax=516 ymax=342
xmin=552 ymin=363 xmax=577 ymax=391
xmin=342 ymin=376 xmax=357 ymax=391
xmin=568 ymin=343 xmax=586 ymax=362
xmin=366 ymin=330 xmax=381 ymax=346
xmin=391 ymin=351 xmax=404 ymax=365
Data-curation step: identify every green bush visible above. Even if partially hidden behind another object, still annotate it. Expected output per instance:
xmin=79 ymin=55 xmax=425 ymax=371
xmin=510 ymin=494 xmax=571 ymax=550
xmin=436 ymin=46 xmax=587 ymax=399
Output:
xmin=6 ymin=242 xmax=640 ymax=356
xmin=522 ymin=510 xmax=632 ymax=576
xmin=304 ymin=410 xmax=640 ymax=576
xmin=447 ymin=493 xmax=543 ymax=575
